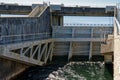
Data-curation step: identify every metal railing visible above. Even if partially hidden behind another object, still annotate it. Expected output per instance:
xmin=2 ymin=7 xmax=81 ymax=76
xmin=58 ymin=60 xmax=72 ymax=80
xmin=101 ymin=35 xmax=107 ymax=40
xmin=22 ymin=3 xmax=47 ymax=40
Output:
xmin=52 ymin=26 xmax=112 ymax=41
xmin=115 ymin=17 xmax=120 ymax=35
xmin=116 ymin=3 xmax=120 ymax=34
xmin=64 ymin=23 xmax=113 ymax=27
xmin=117 ymin=3 xmax=120 ymax=22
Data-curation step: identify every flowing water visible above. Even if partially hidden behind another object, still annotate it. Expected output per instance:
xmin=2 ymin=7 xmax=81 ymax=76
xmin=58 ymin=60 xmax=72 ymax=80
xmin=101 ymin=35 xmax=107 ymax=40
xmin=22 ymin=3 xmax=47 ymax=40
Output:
xmin=12 ymin=61 xmax=113 ymax=80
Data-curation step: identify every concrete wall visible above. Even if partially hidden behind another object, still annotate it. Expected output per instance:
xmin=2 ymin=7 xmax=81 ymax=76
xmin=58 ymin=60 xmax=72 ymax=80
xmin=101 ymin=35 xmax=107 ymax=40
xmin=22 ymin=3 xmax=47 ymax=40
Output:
xmin=0 ymin=58 xmax=28 ymax=80
xmin=114 ymin=35 xmax=120 ymax=79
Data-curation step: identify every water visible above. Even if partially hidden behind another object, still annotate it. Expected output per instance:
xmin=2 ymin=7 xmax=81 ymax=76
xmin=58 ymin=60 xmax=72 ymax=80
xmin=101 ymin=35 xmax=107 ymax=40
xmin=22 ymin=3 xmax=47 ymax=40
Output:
xmin=46 ymin=62 xmax=113 ymax=80
xmin=12 ymin=62 xmax=113 ymax=80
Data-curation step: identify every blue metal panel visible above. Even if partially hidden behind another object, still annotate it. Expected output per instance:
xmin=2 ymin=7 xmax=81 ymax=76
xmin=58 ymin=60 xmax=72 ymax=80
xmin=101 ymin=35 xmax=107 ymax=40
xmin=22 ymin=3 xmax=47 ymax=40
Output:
xmin=0 ymin=7 xmax=51 ymax=44
xmin=50 ymin=5 xmax=61 ymax=11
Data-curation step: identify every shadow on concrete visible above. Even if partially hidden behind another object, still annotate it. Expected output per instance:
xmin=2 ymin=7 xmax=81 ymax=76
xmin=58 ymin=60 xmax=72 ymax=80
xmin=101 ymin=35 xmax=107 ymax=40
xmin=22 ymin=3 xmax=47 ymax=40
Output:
xmin=10 ymin=56 xmax=68 ymax=80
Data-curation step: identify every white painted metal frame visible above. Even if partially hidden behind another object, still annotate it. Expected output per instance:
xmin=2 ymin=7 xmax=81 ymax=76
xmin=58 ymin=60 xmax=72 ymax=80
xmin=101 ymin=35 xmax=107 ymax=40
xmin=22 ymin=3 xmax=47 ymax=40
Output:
xmin=89 ymin=28 xmax=93 ymax=60
xmin=0 ymin=39 xmax=54 ymax=65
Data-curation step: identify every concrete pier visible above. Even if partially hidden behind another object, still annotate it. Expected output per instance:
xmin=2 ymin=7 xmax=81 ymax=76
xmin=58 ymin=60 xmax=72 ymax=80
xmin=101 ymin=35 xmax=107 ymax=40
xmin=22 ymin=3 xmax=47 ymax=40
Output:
xmin=0 ymin=58 xmax=28 ymax=80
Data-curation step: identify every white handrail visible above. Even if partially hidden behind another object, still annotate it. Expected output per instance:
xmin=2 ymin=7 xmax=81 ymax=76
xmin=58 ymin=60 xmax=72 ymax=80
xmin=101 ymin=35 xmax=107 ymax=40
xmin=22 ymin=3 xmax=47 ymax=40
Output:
xmin=0 ymin=32 xmax=51 ymax=42
xmin=115 ymin=17 xmax=120 ymax=34
xmin=64 ymin=23 xmax=113 ymax=27
xmin=1 ymin=32 xmax=50 ymax=37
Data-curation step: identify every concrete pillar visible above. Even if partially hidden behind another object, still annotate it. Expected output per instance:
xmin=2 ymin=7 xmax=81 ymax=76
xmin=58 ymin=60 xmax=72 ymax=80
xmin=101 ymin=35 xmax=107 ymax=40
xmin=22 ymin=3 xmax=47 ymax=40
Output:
xmin=60 ymin=16 xmax=63 ymax=26
xmin=0 ymin=58 xmax=28 ymax=80
xmin=52 ymin=15 xmax=63 ymax=26
xmin=52 ymin=16 xmax=58 ymax=26
xmin=114 ymin=36 xmax=120 ymax=80
xmin=104 ymin=54 xmax=113 ymax=62
xmin=114 ymin=18 xmax=120 ymax=80
xmin=68 ymin=42 xmax=73 ymax=60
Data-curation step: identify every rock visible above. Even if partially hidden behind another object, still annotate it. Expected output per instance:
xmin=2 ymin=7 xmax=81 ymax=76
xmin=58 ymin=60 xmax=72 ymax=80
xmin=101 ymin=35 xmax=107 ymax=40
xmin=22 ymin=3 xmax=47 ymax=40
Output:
xmin=49 ymin=74 xmax=55 ymax=78
xmin=58 ymin=67 xmax=62 ymax=70
xmin=57 ymin=70 xmax=63 ymax=74
xmin=45 ymin=78 xmax=51 ymax=80
xmin=52 ymin=71 xmax=58 ymax=76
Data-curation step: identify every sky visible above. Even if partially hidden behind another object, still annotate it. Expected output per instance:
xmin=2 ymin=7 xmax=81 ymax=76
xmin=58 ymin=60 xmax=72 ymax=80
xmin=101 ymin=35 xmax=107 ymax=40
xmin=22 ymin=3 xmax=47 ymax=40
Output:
xmin=1 ymin=0 xmax=120 ymax=7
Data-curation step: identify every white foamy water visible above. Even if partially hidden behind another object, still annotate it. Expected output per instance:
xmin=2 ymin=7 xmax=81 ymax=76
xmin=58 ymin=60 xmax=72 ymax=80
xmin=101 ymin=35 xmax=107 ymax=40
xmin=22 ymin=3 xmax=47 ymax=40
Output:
xmin=46 ymin=62 xmax=113 ymax=80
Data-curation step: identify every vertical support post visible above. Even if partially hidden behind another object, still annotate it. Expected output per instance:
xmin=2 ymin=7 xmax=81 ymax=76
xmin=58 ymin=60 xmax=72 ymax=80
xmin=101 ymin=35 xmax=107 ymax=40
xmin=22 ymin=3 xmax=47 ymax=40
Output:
xmin=44 ymin=43 xmax=50 ymax=63
xmin=30 ymin=46 xmax=33 ymax=58
xmin=52 ymin=27 xmax=55 ymax=38
xmin=38 ymin=44 xmax=42 ymax=61
xmin=89 ymin=42 xmax=93 ymax=60
xmin=68 ymin=42 xmax=73 ymax=60
xmin=56 ymin=16 xmax=59 ymax=26
xmin=49 ymin=42 xmax=54 ymax=61
xmin=20 ymin=48 xmax=23 ymax=57
xmin=0 ymin=26 xmax=2 ymax=41
xmin=100 ymin=28 xmax=103 ymax=42
xmin=103 ymin=32 xmax=106 ymax=42
xmin=43 ymin=43 xmax=48 ymax=63
xmin=68 ymin=28 xmax=75 ymax=60
xmin=60 ymin=16 xmax=63 ymax=26
xmin=89 ymin=28 xmax=93 ymax=60
xmin=50 ymin=5 xmax=53 ymax=27
xmin=72 ymin=28 xmax=75 ymax=38
xmin=114 ymin=17 xmax=120 ymax=80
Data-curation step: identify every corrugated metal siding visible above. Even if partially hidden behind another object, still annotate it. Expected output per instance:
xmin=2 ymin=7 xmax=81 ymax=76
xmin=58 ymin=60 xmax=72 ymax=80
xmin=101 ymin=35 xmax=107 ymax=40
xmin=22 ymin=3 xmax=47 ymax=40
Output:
xmin=72 ymin=42 xmax=90 ymax=55
xmin=0 ymin=7 xmax=51 ymax=44
xmin=53 ymin=42 xmax=70 ymax=56
xmin=52 ymin=26 xmax=113 ymax=56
